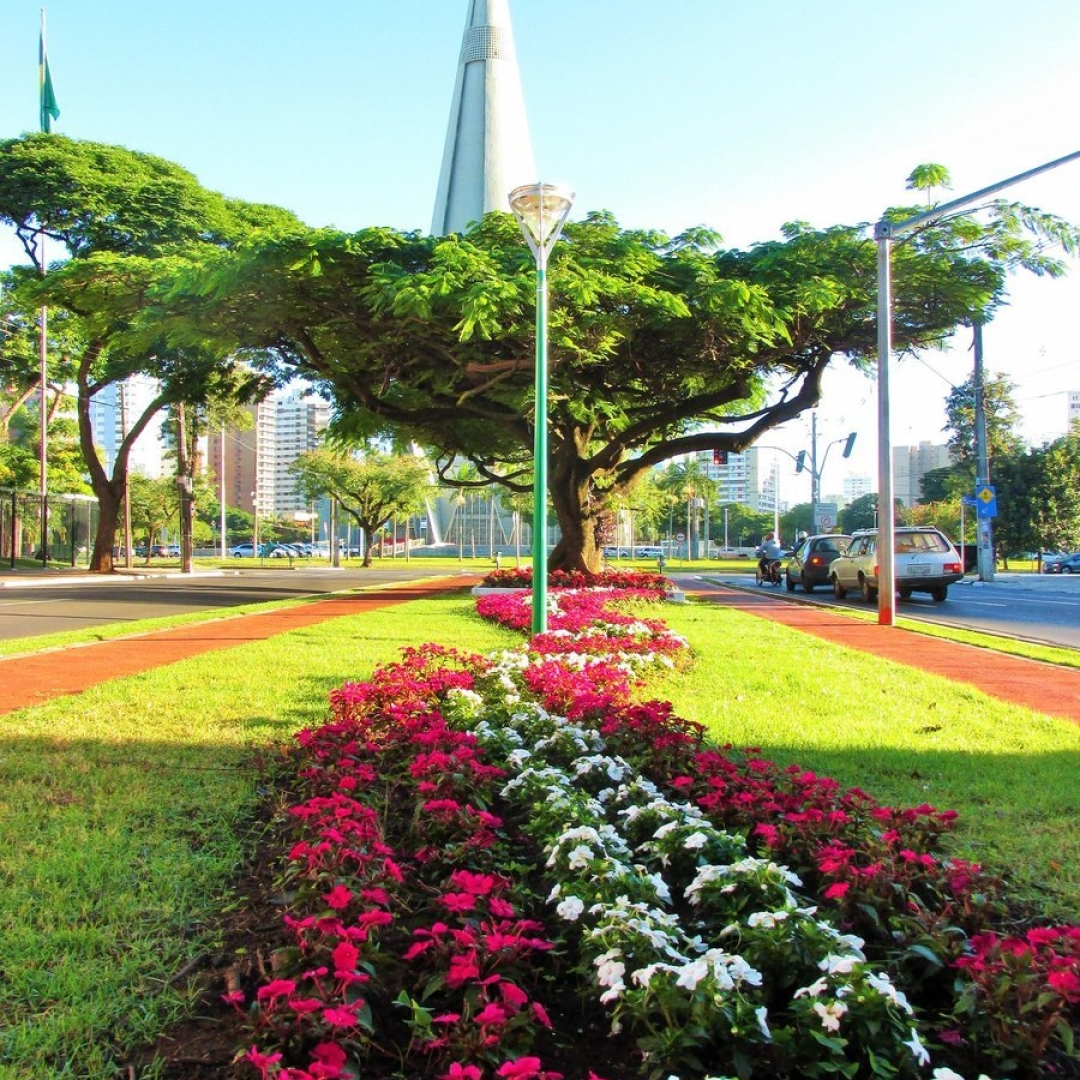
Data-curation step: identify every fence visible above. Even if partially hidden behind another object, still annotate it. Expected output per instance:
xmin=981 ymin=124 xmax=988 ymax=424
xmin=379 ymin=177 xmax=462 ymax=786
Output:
xmin=1 ymin=489 xmax=100 ymax=568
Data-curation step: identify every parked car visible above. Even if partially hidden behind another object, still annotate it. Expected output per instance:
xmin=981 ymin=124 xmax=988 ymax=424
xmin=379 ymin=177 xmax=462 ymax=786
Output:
xmin=152 ymin=544 xmax=180 ymax=557
xmin=785 ymin=533 xmax=851 ymax=593
xmin=830 ymin=526 xmax=964 ymax=603
xmin=602 ymin=546 xmax=631 ymax=558
xmin=634 ymin=546 xmax=663 ymax=559
xmin=1043 ymin=552 xmax=1080 ymax=574
xmin=230 ymin=543 xmax=255 ymax=557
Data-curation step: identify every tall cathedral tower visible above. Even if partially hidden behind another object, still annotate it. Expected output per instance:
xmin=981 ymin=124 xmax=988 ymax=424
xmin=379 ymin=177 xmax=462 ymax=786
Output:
xmin=430 ymin=0 xmax=536 ymax=235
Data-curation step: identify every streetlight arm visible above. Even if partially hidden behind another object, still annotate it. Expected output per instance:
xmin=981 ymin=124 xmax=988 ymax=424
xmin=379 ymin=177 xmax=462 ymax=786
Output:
xmin=876 ymin=149 xmax=1080 ymax=240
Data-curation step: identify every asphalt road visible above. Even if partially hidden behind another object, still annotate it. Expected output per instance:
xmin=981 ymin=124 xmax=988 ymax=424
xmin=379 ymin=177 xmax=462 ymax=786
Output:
xmin=701 ymin=570 xmax=1080 ymax=650
xmin=0 ymin=564 xmax=472 ymax=642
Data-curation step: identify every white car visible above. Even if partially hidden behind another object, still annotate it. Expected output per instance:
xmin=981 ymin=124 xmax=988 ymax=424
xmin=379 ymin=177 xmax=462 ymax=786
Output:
xmin=830 ymin=527 xmax=964 ymax=603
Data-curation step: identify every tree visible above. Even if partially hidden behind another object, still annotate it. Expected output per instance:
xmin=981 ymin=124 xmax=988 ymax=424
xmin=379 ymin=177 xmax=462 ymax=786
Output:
xmin=0 ymin=134 xmax=297 ymax=572
xmin=127 ymin=473 xmax=179 ymax=565
xmin=716 ymin=503 xmax=774 ymax=548
xmin=943 ymin=371 xmax=1023 ymax=476
xmin=1028 ymin=428 xmax=1080 ymax=554
xmin=839 ymin=493 xmax=878 ymax=533
xmin=290 ymin=449 xmax=431 ymax=568
xmin=119 ymin=175 xmax=1080 ymax=572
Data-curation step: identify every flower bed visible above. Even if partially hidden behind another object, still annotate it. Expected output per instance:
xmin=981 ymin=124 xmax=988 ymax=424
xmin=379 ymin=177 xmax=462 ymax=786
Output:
xmin=231 ymin=585 xmax=1080 ymax=1080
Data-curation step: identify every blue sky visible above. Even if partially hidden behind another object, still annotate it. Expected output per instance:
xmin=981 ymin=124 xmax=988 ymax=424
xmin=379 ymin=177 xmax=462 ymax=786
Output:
xmin=2 ymin=0 xmax=1079 ymax=491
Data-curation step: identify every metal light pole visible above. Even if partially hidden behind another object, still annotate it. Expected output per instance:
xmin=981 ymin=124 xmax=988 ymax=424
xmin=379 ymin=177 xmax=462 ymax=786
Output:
xmin=874 ymin=147 xmax=1080 ymax=625
xmin=509 ymin=182 xmax=575 ymax=636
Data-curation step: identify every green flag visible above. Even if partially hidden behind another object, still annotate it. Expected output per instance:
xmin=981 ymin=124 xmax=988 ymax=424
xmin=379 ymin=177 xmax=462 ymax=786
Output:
xmin=39 ymin=19 xmax=60 ymax=133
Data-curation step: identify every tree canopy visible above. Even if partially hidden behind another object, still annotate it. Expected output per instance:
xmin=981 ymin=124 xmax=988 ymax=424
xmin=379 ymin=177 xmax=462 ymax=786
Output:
xmin=0 ymin=134 xmax=299 ymax=571
xmin=166 ymin=194 xmax=1075 ymax=572
xmin=289 ymin=449 xmax=431 ymax=568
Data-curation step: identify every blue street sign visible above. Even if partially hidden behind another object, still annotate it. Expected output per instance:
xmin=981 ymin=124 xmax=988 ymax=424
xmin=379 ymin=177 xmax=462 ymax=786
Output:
xmin=975 ymin=485 xmax=997 ymax=518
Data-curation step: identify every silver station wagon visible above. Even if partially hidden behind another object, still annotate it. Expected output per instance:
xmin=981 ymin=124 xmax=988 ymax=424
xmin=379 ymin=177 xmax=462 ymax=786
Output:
xmin=829 ymin=527 xmax=965 ymax=603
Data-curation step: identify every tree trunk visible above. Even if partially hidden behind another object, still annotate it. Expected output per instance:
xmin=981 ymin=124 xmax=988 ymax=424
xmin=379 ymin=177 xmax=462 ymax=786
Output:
xmin=89 ymin=481 xmax=122 ymax=572
xmin=362 ymin=524 xmax=374 ymax=568
xmin=548 ymin=458 xmax=604 ymax=575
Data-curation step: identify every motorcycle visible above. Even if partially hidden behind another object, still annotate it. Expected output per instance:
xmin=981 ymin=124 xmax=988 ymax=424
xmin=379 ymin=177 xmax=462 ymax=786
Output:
xmin=755 ymin=558 xmax=783 ymax=587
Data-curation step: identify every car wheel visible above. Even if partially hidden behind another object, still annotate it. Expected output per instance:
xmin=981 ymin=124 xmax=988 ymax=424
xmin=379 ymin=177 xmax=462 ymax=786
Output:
xmin=832 ymin=576 xmax=847 ymax=600
xmin=785 ymin=573 xmax=796 ymax=592
xmin=930 ymin=585 xmax=948 ymax=602
xmin=898 ymin=588 xmax=912 ymax=599
xmin=1064 ymin=566 xmax=1076 ymax=575
xmin=801 ymin=574 xmax=815 ymax=594
xmin=859 ymin=577 xmax=877 ymax=602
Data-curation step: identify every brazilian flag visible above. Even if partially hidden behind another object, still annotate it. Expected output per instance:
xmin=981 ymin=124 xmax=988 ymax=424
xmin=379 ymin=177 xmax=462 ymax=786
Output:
xmin=39 ymin=17 xmax=60 ymax=133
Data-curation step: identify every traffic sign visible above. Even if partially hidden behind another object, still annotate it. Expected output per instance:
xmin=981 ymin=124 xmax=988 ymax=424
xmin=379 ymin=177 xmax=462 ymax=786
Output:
xmin=975 ymin=485 xmax=997 ymax=518
xmin=676 ymin=532 xmax=686 ymax=541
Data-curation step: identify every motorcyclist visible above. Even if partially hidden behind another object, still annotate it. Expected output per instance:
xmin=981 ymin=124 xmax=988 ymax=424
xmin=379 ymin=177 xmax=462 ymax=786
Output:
xmin=756 ymin=532 xmax=784 ymax=581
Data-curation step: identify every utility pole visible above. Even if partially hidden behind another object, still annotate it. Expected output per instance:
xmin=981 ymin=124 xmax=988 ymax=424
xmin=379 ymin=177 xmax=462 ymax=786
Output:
xmin=973 ymin=323 xmax=995 ymax=582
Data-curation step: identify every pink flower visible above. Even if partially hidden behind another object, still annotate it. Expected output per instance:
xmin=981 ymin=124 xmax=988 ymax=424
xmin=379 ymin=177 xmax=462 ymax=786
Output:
xmin=324 ymin=885 xmax=353 ymax=910
xmin=439 ymin=1065 xmax=483 ymax=1080
xmin=823 ymin=882 xmax=850 ymax=900
xmin=256 ymin=978 xmax=297 ymax=1003
xmin=322 ymin=1004 xmax=360 ymax=1028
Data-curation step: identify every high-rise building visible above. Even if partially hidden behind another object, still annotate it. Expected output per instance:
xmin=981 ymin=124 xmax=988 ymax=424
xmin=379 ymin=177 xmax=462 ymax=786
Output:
xmin=892 ymin=442 xmax=953 ymax=506
xmin=1068 ymin=390 xmax=1080 ymax=430
xmin=431 ymin=0 xmax=536 ymax=235
xmin=209 ymin=389 xmax=329 ymax=520
xmin=88 ymin=375 xmax=169 ymax=480
xmin=699 ymin=449 xmax=752 ymax=506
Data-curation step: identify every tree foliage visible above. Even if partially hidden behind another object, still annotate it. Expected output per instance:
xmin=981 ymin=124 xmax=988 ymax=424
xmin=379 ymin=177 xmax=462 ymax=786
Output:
xmin=164 ymin=185 xmax=1075 ymax=573
xmin=289 ymin=449 xmax=431 ymax=568
xmin=0 ymin=134 xmax=298 ymax=571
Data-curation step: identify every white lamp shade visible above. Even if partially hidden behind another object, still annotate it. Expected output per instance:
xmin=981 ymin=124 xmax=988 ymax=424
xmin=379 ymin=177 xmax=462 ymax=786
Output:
xmin=509 ymin=182 xmax=575 ymax=259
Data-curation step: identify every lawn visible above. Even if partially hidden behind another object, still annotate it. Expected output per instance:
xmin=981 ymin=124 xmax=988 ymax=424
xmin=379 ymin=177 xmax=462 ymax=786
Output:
xmin=0 ymin=584 xmax=1076 ymax=1078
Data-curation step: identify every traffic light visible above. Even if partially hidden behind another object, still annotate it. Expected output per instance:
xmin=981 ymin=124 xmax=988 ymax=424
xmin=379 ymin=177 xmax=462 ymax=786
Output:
xmin=842 ymin=432 xmax=857 ymax=458
xmin=712 ymin=449 xmax=728 ymax=465
xmin=795 ymin=450 xmax=807 ymax=473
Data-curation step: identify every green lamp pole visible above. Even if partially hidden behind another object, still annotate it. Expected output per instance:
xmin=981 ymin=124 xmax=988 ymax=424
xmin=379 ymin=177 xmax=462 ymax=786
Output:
xmin=509 ymin=182 xmax=575 ymax=636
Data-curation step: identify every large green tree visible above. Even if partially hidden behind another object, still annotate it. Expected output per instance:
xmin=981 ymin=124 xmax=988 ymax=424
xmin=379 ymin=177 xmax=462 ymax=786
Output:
xmin=0 ymin=134 xmax=296 ymax=571
xmin=167 ymin=186 xmax=1075 ymax=573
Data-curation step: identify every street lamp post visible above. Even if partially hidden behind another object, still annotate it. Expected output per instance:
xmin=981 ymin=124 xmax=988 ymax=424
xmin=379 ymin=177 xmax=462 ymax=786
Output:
xmin=509 ymin=182 xmax=575 ymax=636
xmin=874 ymin=148 xmax=1080 ymax=625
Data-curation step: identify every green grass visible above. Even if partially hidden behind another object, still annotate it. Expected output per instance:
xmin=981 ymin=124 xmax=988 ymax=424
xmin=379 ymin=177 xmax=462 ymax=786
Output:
xmin=0 ymin=591 xmax=519 ymax=1080
xmin=654 ymin=599 xmax=1080 ymax=921
xmin=0 ymin=586 xmax=1077 ymax=1077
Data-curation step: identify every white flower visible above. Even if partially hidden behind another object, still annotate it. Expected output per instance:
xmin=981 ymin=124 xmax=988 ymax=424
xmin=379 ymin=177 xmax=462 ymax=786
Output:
xmin=812 ymin=1000 xmax=848 ymax=1032
xmin=556 ymin=895 xmax=585 ymax=921
xmin=754 ymin=1005 xmax=771 ymax=1041
xmin=566 ymin=844 xmax=594 ymax=870
xmin=930 ymin=1070 xmax=966 ymax=1080
xmin=595 ymin=952 xmax=626 ymax=989
xmin=683 ymin=830 xmax=709 ymax=850
xmin=675 ymin=958 xmax=709 ymax=990
xmin=904 ymin=1028 xmax=930 ymax=1067
xmin=819 ymin=953 xmax=857 ymax=975
xmin=865 ymin=971 xmax=913 ymax=1014
xmin=794 ymin=977 xmax=828 ymax=999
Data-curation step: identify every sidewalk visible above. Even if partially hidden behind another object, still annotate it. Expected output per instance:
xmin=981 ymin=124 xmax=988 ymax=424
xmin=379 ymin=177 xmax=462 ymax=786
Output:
xmin=0 ymin=575 xmax=478 ymax=715
xmin=678 ymin=576 xmax=1080 ymax=725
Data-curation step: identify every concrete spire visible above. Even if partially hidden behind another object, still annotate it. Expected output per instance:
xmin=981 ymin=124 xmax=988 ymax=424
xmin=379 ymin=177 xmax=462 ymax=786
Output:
xmin=431 ymin=0 xmax=536 ymax=236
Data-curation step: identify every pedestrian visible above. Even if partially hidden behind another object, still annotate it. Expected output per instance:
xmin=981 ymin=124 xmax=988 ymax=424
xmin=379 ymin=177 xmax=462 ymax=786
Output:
xmin=494 ymin=551 xmax=502 ymax=571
